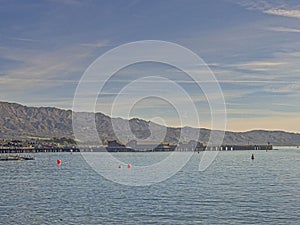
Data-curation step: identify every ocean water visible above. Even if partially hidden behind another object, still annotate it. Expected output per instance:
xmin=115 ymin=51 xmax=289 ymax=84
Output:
xmin=0 ymin=149 xmax=299 ymax=224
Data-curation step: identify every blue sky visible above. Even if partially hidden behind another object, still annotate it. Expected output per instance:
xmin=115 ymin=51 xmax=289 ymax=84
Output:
xmin=1 ymin=0 xmax=300 ymax=132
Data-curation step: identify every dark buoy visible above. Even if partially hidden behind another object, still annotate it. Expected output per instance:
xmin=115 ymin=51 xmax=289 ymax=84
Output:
xmin=251 ymin=154 xmax=255 ymax=160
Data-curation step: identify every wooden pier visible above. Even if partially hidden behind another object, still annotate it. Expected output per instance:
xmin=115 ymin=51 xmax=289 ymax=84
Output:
xmin=0 ymin=144 xmax=273 ymax=153
xmin=205 ymin=144 xmax=273 ymax=151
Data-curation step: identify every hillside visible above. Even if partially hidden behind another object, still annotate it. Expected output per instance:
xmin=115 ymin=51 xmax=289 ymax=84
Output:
xmin=1 ymin=101 xmax=300 ymax=145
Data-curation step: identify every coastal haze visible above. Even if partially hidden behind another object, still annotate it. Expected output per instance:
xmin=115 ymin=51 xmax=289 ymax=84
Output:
xmin=1 ymin=101 xmax=300 ymax=146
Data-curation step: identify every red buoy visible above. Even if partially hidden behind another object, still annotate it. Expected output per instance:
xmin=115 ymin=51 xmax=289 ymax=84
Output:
xmin=127 ymin=164 xmax=132 ymax=169
xmin=57 ymin=159 xmax=62 ymax=166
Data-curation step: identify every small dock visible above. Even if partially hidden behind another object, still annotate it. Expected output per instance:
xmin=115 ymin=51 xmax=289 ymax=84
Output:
xmin=0 ymin=154 xmax=35 ymax=161
xmin=0 ymin=147 xmax=80 ymax=154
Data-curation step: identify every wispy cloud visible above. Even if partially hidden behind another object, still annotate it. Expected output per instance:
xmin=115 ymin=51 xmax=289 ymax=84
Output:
xmin=263 ymin=9 xmax=300 ymax=19
xmin=264 ymin=83 xmax=300 ymax=95
xmin=272 ymin=103 xmax=298 ymax=107
xmin=230 ymin=61 xmax=285 ymax=71
xmin=0 ymin=39 xmax=110 ymax=80
xmin=0 ymin=38 xmax=112 ymax=108
xmin=237 ymin=0 xmax=300 ymax=19
xmin=80 ymin=40 xmax=110 ymax=48
xmin=9 ymin=37 xmax=41 ymax=42
xmin=47 ymin=0 xmax=84 ymax=6
xmin=268 ymin=26 xmax=300 ymax=33
xmin=213 ymin=50 xmax=300 ymax=81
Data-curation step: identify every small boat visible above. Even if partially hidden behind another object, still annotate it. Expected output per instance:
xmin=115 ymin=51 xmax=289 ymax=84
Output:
xmin=21 ymin=155 xmax=35 ymax=160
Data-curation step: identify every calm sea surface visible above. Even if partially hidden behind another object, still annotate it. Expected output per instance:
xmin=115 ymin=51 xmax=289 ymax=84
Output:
xmin=0 ymin=148 xmax=299 ymax=224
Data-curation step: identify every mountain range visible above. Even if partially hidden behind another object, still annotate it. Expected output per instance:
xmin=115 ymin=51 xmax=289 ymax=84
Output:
xmin=1 ymin=101 xmax=300 ymax=146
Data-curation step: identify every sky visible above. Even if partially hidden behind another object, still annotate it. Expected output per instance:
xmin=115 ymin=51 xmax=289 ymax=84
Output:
xmin=1 ymin=0 xmax=300 ymax=132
